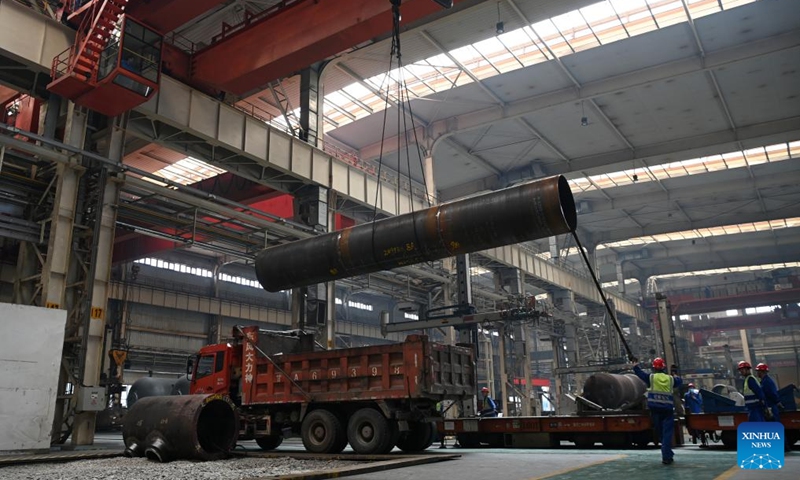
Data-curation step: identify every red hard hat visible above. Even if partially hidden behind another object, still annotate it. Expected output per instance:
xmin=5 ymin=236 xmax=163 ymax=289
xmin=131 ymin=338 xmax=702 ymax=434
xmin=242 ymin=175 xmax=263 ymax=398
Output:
xmin=738 ymin=361 xmax=751 ymax=370
xmin=688 ymin=383 xmax=695 ymax=388
xmin=481 ymin=387 xmax=490 ymax=393
xmin=756 ymin=363 xmax=769 ymax=372
xmin=652 ymin=357 xmax=665 ymax=370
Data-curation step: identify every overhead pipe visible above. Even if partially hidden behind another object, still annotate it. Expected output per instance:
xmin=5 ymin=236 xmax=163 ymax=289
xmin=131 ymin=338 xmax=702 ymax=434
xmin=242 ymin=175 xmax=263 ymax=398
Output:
xmin=256 ymin=175 xmax=576 ymax=292
xmin=123 ymin=394 xmax=238 ymax=462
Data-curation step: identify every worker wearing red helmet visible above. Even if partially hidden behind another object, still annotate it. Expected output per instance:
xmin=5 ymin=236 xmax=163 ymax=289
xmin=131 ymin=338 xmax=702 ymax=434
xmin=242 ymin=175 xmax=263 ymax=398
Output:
xmin=755 ymin=363 xmax=781 ymax=421
xmin=738 ymin=361 xmax=766 ymax=422
xmin=479 ymin=387 xmax=498 ymax=417
xmin=633 ymin=357 xmax=683 ymax=465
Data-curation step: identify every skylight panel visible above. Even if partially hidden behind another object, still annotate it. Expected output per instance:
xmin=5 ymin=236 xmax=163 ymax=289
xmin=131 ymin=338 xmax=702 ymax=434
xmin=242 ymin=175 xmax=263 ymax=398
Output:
xmin=764 ymin=143 xmax=790 ymax=161
xmin=150 ymin=157 xmax=225 ymax=186
xmin=654 ymin=262 xmax=800 ymax=279
xmin=686 ymin=0 xmax=723 ymax=19
xmin=321 ymin=0 xmax=757 ymax=132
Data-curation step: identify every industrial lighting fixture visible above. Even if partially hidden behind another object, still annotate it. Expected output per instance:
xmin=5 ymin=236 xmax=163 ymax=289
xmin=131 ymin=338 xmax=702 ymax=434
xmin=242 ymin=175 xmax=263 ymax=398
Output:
xmin=496 ymin=2 xmax=504 ymax=35
xmin=580 ymin=100 xmax=588 ymax=126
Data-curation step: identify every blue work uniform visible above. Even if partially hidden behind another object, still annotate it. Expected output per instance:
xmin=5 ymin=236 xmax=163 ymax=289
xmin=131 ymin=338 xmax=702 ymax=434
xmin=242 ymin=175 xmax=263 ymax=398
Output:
xmin=743 ymin=375 xmax=766 ymax=422
xmin=634 ymin=365 xmax=683 ymax=463
xmin=760 ymin=374 xmax=780 ymax=422
xmin=480 ymin=395 xmax=498 ymax=417
xmin=684 ymin=389 xmax=702 ymax=414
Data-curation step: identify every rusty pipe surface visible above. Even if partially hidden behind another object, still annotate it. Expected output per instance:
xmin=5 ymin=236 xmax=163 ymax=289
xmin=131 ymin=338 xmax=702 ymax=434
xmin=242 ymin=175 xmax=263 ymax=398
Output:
xmin=256 ymin=175 xmax=576 ymax=292
xmin=123 ymin=394 xmax=238 ymax=462
xmin=582 ymin=373 xmax=647 ymax=409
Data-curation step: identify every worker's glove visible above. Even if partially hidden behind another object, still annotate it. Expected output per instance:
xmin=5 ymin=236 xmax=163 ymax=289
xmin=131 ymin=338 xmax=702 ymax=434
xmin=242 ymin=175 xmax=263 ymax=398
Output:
xmin=778 ymin=402 xmax=786 ymax=412
xmin=764 ymin=408 xmax=774 ymax=421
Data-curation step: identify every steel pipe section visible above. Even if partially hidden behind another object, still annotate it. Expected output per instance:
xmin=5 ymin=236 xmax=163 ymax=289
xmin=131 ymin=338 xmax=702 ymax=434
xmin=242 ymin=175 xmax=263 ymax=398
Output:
xmin=256 ymin=175 xmax=576 ymax=292
xmin=123 ymin=394 xmax=238 ymax=462
xmin=582 ymin=373 xmax=647 ymax=409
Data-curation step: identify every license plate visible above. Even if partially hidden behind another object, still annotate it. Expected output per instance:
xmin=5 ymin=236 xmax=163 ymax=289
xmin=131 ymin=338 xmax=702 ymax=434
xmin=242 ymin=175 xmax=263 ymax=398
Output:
xmin=463 ymin=419 xmax=479 ymax=432
xmin=718 ymin=416 xmax=734 ymax=427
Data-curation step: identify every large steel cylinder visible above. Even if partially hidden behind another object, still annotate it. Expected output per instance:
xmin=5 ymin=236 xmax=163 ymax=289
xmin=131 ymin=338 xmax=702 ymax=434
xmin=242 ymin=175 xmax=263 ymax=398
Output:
xmin=256 ymin=175 xmax=576 ymax=292
xmin=123 ymin=394 xmax=238 ymax=462
xmin=582 ymin=373 xmax=647 ymax=409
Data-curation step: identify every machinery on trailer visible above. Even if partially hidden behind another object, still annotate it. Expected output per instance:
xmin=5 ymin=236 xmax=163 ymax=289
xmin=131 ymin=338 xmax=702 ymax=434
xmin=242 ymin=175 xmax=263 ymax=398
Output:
xmin=123 ymin=327 xmax=475 ymax=459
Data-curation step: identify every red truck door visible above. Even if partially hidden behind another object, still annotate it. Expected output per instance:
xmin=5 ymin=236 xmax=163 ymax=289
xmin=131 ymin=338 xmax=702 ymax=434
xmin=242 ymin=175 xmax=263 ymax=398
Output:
xmin=191 ymin=346 xmax=230 ymax=395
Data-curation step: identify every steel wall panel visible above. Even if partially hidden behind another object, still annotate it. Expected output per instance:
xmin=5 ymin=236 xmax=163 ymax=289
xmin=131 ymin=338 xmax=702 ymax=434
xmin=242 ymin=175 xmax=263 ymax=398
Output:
xmin=244 ymin=117 xmax=268 ymax=158
xmin=366 ymin=177 xmax=379 ymax=210
xmin=188 ymin=93 xmax=219 ymax=139
xmin=218 ymin=105 xmax=245 ymax=150
xmin=311 ymin=149 xmax=330 ymax=186
xmin=331 ymin=161 xmax=349 ymax=194
xmin=381 ymin=184 xmax=396 ymax=215
xmin=268 ymin=130 xmax=291 ymax=170
xmin=350 ymin=169 xmax=367 ymax=203
xmin=157 ymin=80 xmax=191 ymax=126
xmin=0 ymin=1 xmax=73 ymax=71
xmin=291 ymin=139 xmax=312 ymax=179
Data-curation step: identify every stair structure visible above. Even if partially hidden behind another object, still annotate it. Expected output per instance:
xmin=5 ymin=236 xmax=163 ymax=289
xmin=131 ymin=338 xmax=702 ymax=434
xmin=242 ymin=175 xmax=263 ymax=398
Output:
xmin=48 ymin=0 xmax=162 ymax=117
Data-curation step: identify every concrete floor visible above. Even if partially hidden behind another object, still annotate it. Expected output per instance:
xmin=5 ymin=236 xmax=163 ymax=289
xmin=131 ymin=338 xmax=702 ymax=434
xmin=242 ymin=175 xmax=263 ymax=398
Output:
xmin=88 ymin=433 xmax=798 ymax=480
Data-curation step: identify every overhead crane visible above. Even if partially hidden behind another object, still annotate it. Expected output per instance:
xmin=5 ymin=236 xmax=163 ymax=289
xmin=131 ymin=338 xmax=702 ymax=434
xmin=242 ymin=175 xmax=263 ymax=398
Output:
xmin=46 ymin=0 xmax=463 ymax=116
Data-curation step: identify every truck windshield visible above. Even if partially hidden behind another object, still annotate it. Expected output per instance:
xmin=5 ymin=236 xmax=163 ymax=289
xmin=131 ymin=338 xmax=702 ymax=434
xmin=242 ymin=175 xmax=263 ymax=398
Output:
xmin=196 ymin=355 xmax=214 ymax=379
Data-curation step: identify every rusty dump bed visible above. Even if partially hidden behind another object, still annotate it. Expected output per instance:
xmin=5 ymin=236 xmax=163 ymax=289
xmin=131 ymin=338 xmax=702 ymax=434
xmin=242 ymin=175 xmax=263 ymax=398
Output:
xmin=237 ymin=328 xmax=475 ymax=405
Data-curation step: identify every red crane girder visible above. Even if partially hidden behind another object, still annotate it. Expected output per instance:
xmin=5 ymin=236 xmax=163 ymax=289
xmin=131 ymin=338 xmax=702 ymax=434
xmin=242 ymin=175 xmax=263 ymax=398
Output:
xmin=126 ymin=0 xmax=228 ymax=35
xmin=191 ymin=0 xmax=466 ymax=95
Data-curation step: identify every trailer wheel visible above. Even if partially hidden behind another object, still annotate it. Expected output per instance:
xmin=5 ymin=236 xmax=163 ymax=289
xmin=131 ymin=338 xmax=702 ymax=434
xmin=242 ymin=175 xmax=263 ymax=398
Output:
xmin=720 ymin=431 xmax=737 ymax=449
xmin=347 ymin=408 xmax=392 ymax=454
xmin=255 ymin=435 xmax=283 ymax=451
xmin=396 ymin=422 xmax=434 ymax=452
xmin=301 ymin=409 xmax=344 ymax=454
xmin=456 ymin=432 xmax=481 ymax=448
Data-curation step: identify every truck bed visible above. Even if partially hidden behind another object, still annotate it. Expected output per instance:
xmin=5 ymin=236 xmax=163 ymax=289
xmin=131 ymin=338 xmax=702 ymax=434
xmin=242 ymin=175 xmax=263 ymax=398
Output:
xmin=238 ymin=329 xmax=474 ymax=405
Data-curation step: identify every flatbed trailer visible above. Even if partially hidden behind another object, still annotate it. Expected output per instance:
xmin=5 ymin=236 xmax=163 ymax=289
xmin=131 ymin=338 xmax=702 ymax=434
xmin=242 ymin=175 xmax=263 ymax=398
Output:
xmin=685 ymin=411 xmax=800 ymax=449
xmin=439 ymin=412 xmax=684 ymax=449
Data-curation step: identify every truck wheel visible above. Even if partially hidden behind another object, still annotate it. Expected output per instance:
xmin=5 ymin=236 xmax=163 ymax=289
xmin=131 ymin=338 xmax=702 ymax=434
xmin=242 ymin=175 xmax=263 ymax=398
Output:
xmin=720 ymin=431 xmax=737 ymax=449
xmin=347 ymin=408 xmax=391 ymax=454
xmin=302 ymin=409 xmax=344 ymax=454
xmin=396 ymin=422 xmax=434 ymax=452
xmin=255 ymin=435 xmax=283 ymax=451
xmin=456 ymin=432 xmax=480 ymax=448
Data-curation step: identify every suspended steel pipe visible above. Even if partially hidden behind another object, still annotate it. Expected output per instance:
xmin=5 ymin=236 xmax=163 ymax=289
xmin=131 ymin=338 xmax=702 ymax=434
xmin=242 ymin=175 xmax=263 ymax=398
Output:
xmin=256 ymin=175 xmax=576 ymax=292
xmin=582 ymin=373 xmax=647 ymax=409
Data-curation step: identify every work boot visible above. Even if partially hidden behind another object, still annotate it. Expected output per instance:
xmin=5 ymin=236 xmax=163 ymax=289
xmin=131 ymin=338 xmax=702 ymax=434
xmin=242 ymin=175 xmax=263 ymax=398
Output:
xmin=662 ymin=459 xmax=674 ymax=465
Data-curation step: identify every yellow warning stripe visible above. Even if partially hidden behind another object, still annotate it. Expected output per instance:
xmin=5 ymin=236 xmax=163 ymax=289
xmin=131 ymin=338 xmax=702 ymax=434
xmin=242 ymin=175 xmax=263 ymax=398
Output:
xmin=526 ymin=454 xmax=626 ymax=480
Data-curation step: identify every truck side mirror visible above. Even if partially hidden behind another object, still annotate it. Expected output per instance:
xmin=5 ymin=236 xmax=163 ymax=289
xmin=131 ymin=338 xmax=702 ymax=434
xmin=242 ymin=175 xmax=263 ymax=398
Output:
xmin=186 ymin=355 xmax=195 ymax=378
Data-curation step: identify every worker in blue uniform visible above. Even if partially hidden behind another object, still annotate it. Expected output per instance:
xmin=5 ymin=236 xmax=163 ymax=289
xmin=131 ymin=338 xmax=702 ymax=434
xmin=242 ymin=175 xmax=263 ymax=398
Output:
xmin=683 ymin=383 xmax=706 ymax=446
xmin=479 ymin=387 xmax=498 ymax=417
xmin=633 ymin=357 xmax=683 ymax=465
xmin=738 ymin=361 xmax=766 ymax=422
xmin=756 ymin=363 xmax=781 ymax=422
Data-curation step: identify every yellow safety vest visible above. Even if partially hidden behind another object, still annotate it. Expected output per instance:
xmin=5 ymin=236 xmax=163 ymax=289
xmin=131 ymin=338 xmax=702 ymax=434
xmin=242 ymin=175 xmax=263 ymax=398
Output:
xmin=647 ymin=372 xmax=674 ymax=409
xmin=743 ymin=374 xmax=761 ymax=406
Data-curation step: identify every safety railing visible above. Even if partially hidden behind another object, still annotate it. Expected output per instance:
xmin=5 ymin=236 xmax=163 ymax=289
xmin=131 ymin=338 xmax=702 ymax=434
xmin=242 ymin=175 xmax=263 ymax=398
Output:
xmin=207 ymin=0 xmax=307 ymax=47
xmin=51 ymin=45 xmax=77 ymax=80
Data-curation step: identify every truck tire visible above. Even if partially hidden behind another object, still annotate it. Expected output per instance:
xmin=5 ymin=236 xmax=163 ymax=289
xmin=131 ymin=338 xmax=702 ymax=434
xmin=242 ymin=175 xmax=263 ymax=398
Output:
xmin=347 ymin=408 xmax=392 ymax=454
xmin=720 ymin=430 xmax=737 ymax=449
xmin=456 ymin=432 xmax=480 ymax=448
xmin=302 ymin=409 xmax=345 ymax=454
xmin=396 ymin=422 xmax=434 ymax=452
xmin=255 ymin=435 xmax=283 ymax=451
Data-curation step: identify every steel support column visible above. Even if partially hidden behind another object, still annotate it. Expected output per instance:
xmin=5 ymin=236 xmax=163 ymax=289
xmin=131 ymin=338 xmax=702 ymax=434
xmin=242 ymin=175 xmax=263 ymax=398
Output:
xmin=46 ymin=103 xmax=87 ymax=444
xmin=72 ymin=119 xmax=124 ymax=445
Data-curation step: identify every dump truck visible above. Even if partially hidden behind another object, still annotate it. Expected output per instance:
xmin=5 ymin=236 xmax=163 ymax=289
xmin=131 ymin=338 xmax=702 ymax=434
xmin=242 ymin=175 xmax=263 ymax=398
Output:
xmin=124 ymin=326 xmax=475 ymax=460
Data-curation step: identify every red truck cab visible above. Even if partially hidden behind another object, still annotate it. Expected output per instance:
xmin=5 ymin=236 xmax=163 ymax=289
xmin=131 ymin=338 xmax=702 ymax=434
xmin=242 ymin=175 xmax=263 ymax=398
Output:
xmin=190 ymin=343 xmax=237 ymax=396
